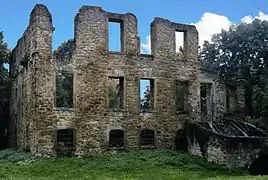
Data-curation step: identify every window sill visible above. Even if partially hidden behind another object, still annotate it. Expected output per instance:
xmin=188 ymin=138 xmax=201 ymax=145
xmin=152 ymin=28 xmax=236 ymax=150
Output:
xmin=175 ymin=110 xmax=189 ymax=115
xmin=107 ymin=109 xmax=126 ymax=113
xmin=54 ymin=107 xmax=75 ymax=111
xmin=140 ymin=145 xmax=156 ymax=149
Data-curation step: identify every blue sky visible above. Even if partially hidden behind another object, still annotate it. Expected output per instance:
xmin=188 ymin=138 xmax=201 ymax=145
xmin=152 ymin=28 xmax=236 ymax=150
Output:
xmin=1 ymin=0 xmax=268 ymax=51
xmin=1 ymin=0 xmax=268 ymax=95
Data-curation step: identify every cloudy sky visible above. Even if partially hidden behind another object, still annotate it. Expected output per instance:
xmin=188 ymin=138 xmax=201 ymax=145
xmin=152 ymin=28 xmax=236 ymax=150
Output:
xmin=1 ymin=0 xmax=267 ymax=96
xmin=1 ymin=0 xmax=268 ymax=51
xmin=141 ymin=11 xmax=268 ymax=54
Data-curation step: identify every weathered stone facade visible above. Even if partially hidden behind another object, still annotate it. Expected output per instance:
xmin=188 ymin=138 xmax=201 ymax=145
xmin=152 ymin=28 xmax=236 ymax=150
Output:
xmin=10 ymin=4 xmax=261 ymax=162
xmin=10 ymin=4 xmax=200 ymax=156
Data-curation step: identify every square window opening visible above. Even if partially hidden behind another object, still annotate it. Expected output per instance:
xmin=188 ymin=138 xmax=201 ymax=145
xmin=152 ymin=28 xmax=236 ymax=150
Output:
xmin=140 ymin=79 xmax=155 ymax=113
xmin=175 ymin=81 xmax=188 ymax=112
xmin=108 ymin=77 xmax=124 ymax=111
xmin=175 ymin=31 xmax=186 ymax=60
xmin=109 ymin=21 xmax=122 ymax=52
xmin=56 ymin=72 xmax=73 ymax=108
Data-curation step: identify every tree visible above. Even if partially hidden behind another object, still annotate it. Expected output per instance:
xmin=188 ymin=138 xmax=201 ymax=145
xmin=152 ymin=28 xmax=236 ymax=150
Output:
xmin=199 ymin=19 xmax=268 ymax=117
xmin=0 ymin=32 xmax=10 ymax=99
xmin=0 ymin=31 xmax=10 ymax=149
xmin=53 ymin=39 xmax=75 ymax=60
xmin=140 ymin=85 xmax=151 ymax=112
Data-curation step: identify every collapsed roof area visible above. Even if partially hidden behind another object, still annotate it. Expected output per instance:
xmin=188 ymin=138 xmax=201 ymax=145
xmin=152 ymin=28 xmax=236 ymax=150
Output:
xmin=198 ymin=114 xmax=268 ymax=138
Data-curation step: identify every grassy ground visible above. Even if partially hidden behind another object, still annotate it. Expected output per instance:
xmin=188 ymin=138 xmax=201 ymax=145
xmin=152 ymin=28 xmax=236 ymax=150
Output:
xmin=0 ymin=149 xmax=265 ymax=179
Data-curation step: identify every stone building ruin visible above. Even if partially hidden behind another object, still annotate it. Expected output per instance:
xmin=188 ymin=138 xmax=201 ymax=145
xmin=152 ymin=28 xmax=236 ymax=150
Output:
xmin=9 ymin=4 xmax=267 ymax=162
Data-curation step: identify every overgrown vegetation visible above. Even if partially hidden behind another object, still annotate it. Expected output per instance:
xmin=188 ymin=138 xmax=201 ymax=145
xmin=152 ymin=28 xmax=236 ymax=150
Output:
xmin=0 ymin=31 xmax=10 ymax=99
xmin=199 ymin=19 xmax=268 ymax=125
xmin=0 ymin=149 xmax=252 ymax=179
xmin=0 ymin=31 xmax=10 ymax=150
xmin=53 ymin=39 xmax=75 ymax=60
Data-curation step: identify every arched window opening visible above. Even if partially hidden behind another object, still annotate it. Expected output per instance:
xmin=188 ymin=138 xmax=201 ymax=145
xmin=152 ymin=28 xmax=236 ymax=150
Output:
xmin=56 ymin=129 xmax=75 ymax=157
xmin=140 ymin=129 xmax=155 ymax=148
xmin=109 ymin=129 xmax=124 ymax=148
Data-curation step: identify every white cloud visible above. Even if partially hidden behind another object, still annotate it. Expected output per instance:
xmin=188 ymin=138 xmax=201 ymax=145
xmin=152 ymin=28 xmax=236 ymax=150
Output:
xmin=140 ymin=11 xmax=268 ymax=53
xmin=141 ymin=35 xmax=151 ymax=54
xmin=192 ymin=13 xmax=232 ymax=46
xmin=241 ymin=12 xmax=268 ymax=24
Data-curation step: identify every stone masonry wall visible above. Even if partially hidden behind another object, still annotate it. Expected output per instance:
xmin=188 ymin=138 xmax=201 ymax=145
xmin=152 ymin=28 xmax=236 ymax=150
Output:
xmin=10 ymin=4 xmax=54 ymax=154
xmin=188 ymin=131 xmax=265 ymax=168
xmin=200 ymin=69 xmax=246 ymax=122
xmin=11 ymin=4 xmax=199 ymax=156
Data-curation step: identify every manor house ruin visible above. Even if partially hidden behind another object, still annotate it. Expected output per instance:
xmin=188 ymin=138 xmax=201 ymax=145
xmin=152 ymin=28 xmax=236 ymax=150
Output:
xmin=9 ymin=4 xmax=252 ymax=157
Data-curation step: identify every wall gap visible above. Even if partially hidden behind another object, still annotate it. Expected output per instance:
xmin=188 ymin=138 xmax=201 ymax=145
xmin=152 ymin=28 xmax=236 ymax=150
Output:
xmin=175 ymin=30 xmax=186 ymax=60
xmin=108 ymin=20 xmax=122 ymax=52
xmin=109 ymin=129 xmax=124 ymax=148
xmin=175 ymin=80 xmax=188 ymax=112
xmin=56 ymin=129 xmax=75 ymax=157
xmin=55 ymin=72 xmax=73 ymax=108
xmin=201 ymin=83 xmax=213 ymax=121
xmin=140 ymin=79 xmax=154 ymax=112
xmin=108 ymin=77 xmax=124 ymax=111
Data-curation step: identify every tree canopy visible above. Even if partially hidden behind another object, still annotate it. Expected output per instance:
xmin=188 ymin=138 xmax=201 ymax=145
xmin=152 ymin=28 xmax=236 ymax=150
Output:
xmin=199 ymin=19 xmax=268 ymax=121
xmin=0 ymin=32 xmax=10 ymax=99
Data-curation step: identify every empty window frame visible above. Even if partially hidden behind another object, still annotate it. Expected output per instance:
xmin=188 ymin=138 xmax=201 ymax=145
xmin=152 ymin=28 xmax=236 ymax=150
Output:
xmin=175 ymin=30 xmax=186 ymax=60
xmin=56 ymin=129 xmax=75 ymax=157
xmin=140 ymin=79 xmax=155 ymax=112
xmin=226 ymin=84 xmax=237 ymax=112
xmin=109 ymin=129 xmax=124 ymax=148
xmin=108 ymin=20 xmax=123 ymax=52
xmin=175 ymin=81 xmax=188 ymax=112
xmin=56 ymin=72 xmax=73 ymax=108
xmin=140 ymin=129 xmax=155 ymax=147
xmin=108 ymin=77 xmax=124 ymax=111
xmin=200 ymin=83 xmax=213 ymax=121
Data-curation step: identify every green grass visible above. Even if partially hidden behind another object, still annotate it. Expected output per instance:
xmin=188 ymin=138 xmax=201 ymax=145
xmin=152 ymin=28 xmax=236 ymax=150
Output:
xmin=0 ymin=149 xmax=265 ymax=179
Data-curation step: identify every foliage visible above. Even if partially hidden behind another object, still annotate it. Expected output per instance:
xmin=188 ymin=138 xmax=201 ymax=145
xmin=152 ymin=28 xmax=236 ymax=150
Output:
xmin=0 ymin=149 xmax=250 ymax=179
xmin=140 ymin=85 xmax=151 ymax=112
xmin=199 ymin=19 xmax=268 ymax=118
xmin=53 ymin=39 xmax=75 ymax=59
xmin=0 ymin=31 xmax=10 ymax=99
xmin=0 ymin=148 xmax=35 ymax=163
xmin=175 ymin=46 xmax=185 ymax=60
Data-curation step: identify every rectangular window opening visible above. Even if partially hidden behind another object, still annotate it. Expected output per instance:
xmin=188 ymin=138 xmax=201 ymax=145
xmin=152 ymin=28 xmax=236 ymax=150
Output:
xmin=109 ymin=21 xmax=122 ymax=52
xmin=108 ymin=77 xmax=124 ymax=111
xmin=201 ymin=83 xmax=213 ymax=121
xmin=226 ymin=85 xmax=237 ymax=112
xmin=175 ymin=31 xmax=186 ymax=60
xmin=175 ymin=80 xmax=188 ymax=112
xmin=56 ymin=129 xmax=75 ymax=157
xmin=140 ymin=79 xmax=154 ymax=112
xmin=56 ymin=72 xmax=73 ymax=108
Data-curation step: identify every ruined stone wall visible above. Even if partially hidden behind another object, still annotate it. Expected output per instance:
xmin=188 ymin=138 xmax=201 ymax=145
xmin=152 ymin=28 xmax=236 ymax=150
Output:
xmin=200 ymin=69 xmax=247 ymax=122
xmin=11 ymin=5 xmax=199 ymax=155
xmin=188 ymin=132 xmax=265 ymax=168
xmin=10 ymin=4 xmax=54 ymax=154
xmin=200 ymin=69 xmax=225 ymax=122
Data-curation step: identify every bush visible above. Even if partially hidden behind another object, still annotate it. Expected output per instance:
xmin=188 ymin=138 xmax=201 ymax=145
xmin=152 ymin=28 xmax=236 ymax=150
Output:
xmin=0 ymin=148 xmax=34 ymax=163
